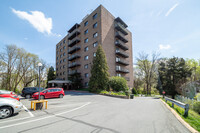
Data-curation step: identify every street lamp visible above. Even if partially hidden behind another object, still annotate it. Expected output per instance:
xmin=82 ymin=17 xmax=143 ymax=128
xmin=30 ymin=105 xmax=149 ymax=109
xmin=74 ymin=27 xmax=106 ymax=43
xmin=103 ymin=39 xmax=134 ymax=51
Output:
xmin=38 ymin=63 xmax=42 ymax=101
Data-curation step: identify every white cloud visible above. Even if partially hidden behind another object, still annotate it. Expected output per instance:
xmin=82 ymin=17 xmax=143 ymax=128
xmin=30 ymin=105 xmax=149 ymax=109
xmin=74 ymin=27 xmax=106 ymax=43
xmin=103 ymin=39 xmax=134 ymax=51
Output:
xmin=12 ymin=8 xmax=53 ymax=35
xmin=165 ymin=3 xmax=179 ymax=17
xmin=159 ymin=44 xmax=171 ymax=50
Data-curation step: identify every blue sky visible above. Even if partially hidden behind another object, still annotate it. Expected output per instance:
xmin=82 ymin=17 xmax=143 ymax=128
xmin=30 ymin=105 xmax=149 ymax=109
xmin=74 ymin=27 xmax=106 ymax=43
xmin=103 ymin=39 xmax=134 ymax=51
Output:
xmin=0 ymin=0 xmax=200 ymax=66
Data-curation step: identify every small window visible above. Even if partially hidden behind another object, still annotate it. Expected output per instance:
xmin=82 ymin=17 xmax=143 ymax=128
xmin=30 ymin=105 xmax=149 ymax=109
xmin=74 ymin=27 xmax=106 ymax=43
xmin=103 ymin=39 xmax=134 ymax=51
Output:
xmin=63 ymin=40 xmax=66 ymax=44
xmin=85 ymin=73 xmax=89 ymax=78
xmin=63 ymin=65 xmax=65 ymax=68
xmin=57 ymin=45 xmax=59 ymax=49
xmin=84 ymin=46 xmax=89 ymax=52
xmin=84 ymin=29 xmax=88 ymax=35
xmin=84 ymin=21 xmax=88 ymax=26
xmin=93 ymin=42 xmax=98 ymax=47
xmin=60 ymin=49 xmax=63 ymax=52
xmin=63 ymin=52 xmax=66 ymax=56
xmin=56 ymin=68 xmax=58 ymax=71
xmin=93 ymin=22 xmax=97 ymax=28
xmin=60 ymin=54 xmax=62 ymax=58
xmin=60 ymin=73 xmax=62 ymax=76
xmin=84 ymin=38 xmax=88 ymax=43
xmin=93 ymin=13 xmax=97 ymax=19
xmin=84 ymin=55 xmax=89 ymax=60
xmin=63 ymin=58 xmax=66 ymax=62
xmin=85 ymin=82 xmax=88 ymax=87
xmin=93 ymin=52 xmax=96 ymax=57
xmin=56 ymin=62 xmax=59 ymax=65
xmin=57 ymin=57 xmax=59 ymax=60
xmin=63 ymin=46 xmax=66 ymax=49
xmin=93 ymin=32 xmax=98 ymax=38
xmin=60 ymin=43 xmax=63 ymax=46
xmin=60 ymin=60 xmax=62 ymax=64
xmin=84 ymin=64 xmax=88 ymax=69
xmin=117 ymin=73 xmax=121 ymax=77
xmin=63 ymin=71 xmax=65 ymax=75
xmin=60 ymin=66 xmax=62 ymax=69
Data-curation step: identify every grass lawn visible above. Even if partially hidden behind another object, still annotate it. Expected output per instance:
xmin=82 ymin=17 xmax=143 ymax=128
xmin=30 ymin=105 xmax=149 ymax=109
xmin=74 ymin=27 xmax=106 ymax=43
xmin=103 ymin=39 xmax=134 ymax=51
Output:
xmin=161 ymin=98 xmax=200 ymax=132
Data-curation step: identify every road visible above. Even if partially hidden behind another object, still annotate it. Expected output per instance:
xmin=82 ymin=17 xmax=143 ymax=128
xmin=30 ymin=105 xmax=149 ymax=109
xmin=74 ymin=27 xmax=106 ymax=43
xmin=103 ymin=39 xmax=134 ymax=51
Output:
xmin=0 ymin=91 xmax=190 ymax=133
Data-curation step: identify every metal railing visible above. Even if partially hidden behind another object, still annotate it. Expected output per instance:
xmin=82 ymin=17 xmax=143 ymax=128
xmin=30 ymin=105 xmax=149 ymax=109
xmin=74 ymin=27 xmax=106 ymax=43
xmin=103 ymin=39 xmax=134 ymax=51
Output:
xmin=165 ymin=97 xmax=189 ymax=116
xmin=115 ymin=22 xmax=128 ymax=35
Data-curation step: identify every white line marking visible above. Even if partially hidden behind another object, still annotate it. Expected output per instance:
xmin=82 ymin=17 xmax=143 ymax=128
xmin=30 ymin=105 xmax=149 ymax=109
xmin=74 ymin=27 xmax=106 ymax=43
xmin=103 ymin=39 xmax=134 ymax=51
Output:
xmin=0 ymin=116 xmax=31 ymax=124
xmin=23 ymin=105 xmax=34 ymax=117
xmin=0 ymin=102 xmax=91 ymax=129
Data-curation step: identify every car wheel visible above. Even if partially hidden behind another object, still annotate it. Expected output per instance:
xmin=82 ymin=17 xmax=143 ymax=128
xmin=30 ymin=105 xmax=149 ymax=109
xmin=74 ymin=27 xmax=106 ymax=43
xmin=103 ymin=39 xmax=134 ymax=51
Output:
xmin=25 ymin=94 xmax=31 ymax=99
xmin=40 ymin=95 xmax=45 ymax=99
xmin=0 ymin=107 xmax=12 ymax=119
xmin=59 ymin=94 xmax=63 ymax=98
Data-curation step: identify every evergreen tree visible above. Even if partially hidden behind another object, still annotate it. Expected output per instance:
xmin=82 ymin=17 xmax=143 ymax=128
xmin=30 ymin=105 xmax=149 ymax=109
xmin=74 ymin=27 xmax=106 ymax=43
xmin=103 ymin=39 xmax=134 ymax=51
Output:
xmin=47 ymin=66 xmax=55 ymax=87
xmin=89 ymin=45 xmax=109 ymax=92
xmin=68 ymin=73 xmax=82 ymax=89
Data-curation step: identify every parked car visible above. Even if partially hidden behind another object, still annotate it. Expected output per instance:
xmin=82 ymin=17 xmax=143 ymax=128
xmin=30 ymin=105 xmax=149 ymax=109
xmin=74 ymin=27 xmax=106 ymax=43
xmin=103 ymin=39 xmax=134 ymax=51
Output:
xmin=0 ymin=90 xmax=20 ymax=101
xmin=0 ymin=97 xmax=23 ymax=119
xmin=32 ymin=88 xmax=65 ymax=99
xmin=21 ymin=87 xmax=44 ymax=99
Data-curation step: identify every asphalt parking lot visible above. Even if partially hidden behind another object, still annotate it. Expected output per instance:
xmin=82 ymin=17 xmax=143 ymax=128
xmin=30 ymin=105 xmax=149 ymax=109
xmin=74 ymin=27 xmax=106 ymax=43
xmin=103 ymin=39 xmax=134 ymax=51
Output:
xmin=0 ymin=91 xmax=190 ymax=133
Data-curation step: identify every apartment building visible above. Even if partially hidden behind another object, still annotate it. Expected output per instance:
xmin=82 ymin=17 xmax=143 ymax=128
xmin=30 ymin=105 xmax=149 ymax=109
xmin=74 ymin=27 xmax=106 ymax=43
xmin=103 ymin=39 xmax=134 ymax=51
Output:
xmin=56 ymin=5 xmax=133 ymax=88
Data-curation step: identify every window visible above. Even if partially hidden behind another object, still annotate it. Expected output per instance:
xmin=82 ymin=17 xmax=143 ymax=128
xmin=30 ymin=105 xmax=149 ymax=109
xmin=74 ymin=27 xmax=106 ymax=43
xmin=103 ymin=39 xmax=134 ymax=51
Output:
xmin=84 ymin=55 xmax=89 ymax=60
xmin=117 ymin=73 xmax=121 ymax=77
xmin=63 ymin=52 xmax=66 ymax=56
xmin=116 ymin=57 xmax=120 ymax=62
xmin=57 ymin=45 xmax=59 ymax=49
xmin=93 ymin=13 xmax=97 ymax=19
xmin=93 ymin=52 xmax=96 ymax=57
xmin=60 ymin=43 xmax=63 ymax=46
xmin=84 ymin=21 xmax=88 ymax=26
xmin=60 ymin=49 xmax=63 ymax=52
xmin=84 ymin=46 xmax=89 ymax=52
xmin=60 ymin=54 xmax=62 ymax=58
xmin=63 ymin=71 xmax=65 ymax=75
xmin=56 ymin=73 xmax=58 ymax=76
xmin=84 ymin=29 xmax=88 ymax=35
xmin=63 ymin=65 xmax=65 ymax=68
xmin=93 ymin=32 xmax=98 ymax=38
xmin=84 ymin=38 xmax=88 ymax=43
xmin=85 ymin=82 xmax=88 ymax=87
xmin=57 ymin=57 xmax=59 ymax=60
xmin=56 ymin=62 xmax=59 ymax=65
xmin=116 ymin=65 xmax=121 ymax=70
xmin=85 ymin=73 xmax=89 ymax=78
xmin=84 ymin=64 xmax=88 ymax=69
xmin=93 ymin=42 xmax=98 ymax=47
xmin=60 ymin=66 xmax=62 ymax=69
xmin=63 ymin=58 xmax=66 ymax=62
xmin=60 ymin=60 xmax=62 ymax=64
xmin=63 ymin=40 xmax=66 ymax=44
xmin=93 ymin=22 xmax=97 ymax=28
xmin=63 ymin=46 xmax=66 ymax=49
xmin=56 ymin=68 xmax=58 ymax=71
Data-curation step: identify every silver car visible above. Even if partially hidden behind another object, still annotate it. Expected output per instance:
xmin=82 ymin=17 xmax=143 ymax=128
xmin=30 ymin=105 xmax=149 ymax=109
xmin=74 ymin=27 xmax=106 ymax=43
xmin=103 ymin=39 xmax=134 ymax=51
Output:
xmin=0 ymin=97 xmax=23 ymax=119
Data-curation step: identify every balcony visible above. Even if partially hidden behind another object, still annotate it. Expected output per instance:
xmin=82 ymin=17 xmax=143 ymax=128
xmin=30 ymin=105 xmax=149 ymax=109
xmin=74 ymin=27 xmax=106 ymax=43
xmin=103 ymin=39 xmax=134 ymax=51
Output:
xmin=68 ymin=62 xmax=81 ymax=68
xmin=116 ymin=58 xmax=129 ymax=66
xmin=115 ymin=40 xmax=128 ymax=50
xmin=115 ymin=31 xmax=128 ymax=43
xmin=116 ymin=67 xmax=129 ymax=73
xmin=68 ymin=70 xmax=81 ymax=75
xmin=68 ymin=46 xmax=81 ymax=54
xmin=116 ymin=50 xmax=129 ymax=58
xmin=115 ymin=17 xmax=128 ymax=28
xmin=68 ymin=23 xmax=80 ymax=33
xmin=68 ymin=53 xmax=81 ymax=61
xmin=115 ymin=22 xmax=128 ymax=35
xmin=68 ymin=37 xmax=80 ymax=47
xmin=68 ymin=29 xmax=80 ymax=40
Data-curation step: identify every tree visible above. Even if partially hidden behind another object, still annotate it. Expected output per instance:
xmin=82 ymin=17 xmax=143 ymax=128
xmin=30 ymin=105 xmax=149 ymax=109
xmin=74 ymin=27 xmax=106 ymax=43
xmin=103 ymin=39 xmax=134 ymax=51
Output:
xmin=68 ymin=73 xmax=82 ymax=89
xmin=109 ymin=76 xmax=128 ymax=92
xmin=136 ymin=52 xmax=160 ymax=95
xmin=47 ymin=66 xmax=55 ymax=87
xmin=186 ymin=59 xmax=200 ymax=81
xmin=89 ymin=45 xmax=109 ymax=92
xmin=158 ymin=57 xmax=192 ymax=98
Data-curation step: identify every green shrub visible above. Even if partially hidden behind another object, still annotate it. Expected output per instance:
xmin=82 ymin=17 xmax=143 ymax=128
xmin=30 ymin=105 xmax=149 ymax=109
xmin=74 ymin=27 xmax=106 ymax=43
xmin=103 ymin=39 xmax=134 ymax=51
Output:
xmin=193 ymin=101 xmax=200 ymax=114
xmin=109 ymin=76 xmax=128 ymax=92
xmin=132 ymin=88 xmax=137 ymax=94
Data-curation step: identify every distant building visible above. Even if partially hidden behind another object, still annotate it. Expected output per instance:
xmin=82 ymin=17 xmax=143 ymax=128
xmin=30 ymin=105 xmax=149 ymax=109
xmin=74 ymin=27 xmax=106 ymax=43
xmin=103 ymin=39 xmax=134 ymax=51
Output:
xmin=56 ymin=5 xmax=133 ymax=88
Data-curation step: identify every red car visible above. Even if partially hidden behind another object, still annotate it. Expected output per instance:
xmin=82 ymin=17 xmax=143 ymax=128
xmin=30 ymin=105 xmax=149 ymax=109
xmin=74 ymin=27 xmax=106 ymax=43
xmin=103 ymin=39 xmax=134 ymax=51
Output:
xmin=0 ymin=90 xmax=20 ymax=101
xmin=32 ymin=88 xmax=65 ymax=99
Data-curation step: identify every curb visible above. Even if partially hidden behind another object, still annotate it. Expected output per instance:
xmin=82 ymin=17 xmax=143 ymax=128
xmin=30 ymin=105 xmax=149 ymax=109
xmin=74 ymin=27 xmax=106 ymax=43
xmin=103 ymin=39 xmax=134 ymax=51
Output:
xmin=160 ymin=99 xmax=199 ymax=133
xmin=99 ymin=94 xmax=129 ymax=99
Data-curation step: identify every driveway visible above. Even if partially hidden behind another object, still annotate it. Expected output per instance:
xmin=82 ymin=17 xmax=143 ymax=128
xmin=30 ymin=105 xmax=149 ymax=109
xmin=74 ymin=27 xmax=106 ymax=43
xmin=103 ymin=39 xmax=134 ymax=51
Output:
xmin=0 ymin=91 xmax=190 ymax=133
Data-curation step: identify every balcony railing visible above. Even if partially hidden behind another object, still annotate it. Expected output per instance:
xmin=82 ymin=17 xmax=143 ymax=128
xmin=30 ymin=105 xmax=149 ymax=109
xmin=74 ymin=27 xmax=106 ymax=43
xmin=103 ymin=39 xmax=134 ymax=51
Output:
xmin=68 ymin=29 xmax=80 ymax=40
xmin=115 ymin=40 xmax=128 ymax=50
xmin=68 ymin=62 xmax=81 ymax=68
xmin=115 ymin=22 xmax=128 ymax=35
xmin=116 ymin=50 xmax=129 ymax=58
xmin=68 ymin=37 xmax=80 ymax=47
xmin=68 ymin=70 xmax=80 ymax=75
xmin=68 ymin=53 xmax=81 ymax=61
xmin=116 ymin=67 xmax=129 ymax=73
xmin=68 ymin=46 xmax=81 ymax=54
xmin=116 ymin=58 xmax=129 ymax=65
xmin=115 ymin=31 xmax=128 ymax=43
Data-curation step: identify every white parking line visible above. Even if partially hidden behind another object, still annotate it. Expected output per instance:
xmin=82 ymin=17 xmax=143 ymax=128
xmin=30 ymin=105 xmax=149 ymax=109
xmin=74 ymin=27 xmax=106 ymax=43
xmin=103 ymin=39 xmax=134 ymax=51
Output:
xmin=0 ymin=102 xmax=91 ymax=129
xmin=23 ymin=105 xmax=34 ymax=117
xmin=0 ymin=116 xmax=31 ymax=124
